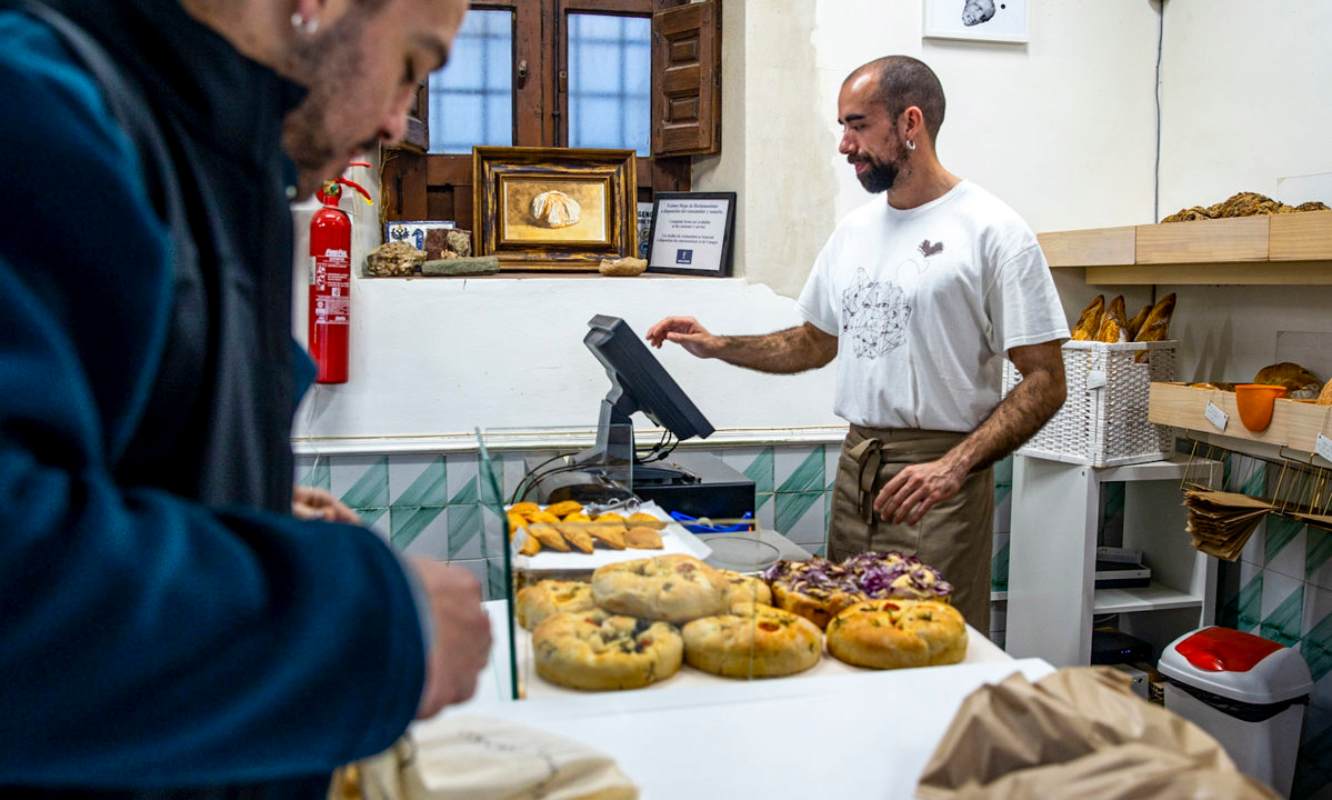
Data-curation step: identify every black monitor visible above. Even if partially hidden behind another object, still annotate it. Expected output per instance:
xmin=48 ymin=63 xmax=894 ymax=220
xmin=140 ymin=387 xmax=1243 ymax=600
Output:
xmin=583 ymin=314 xmax=714 ymax=446
xmin=529 ymin=315 xmax=718 ymax=504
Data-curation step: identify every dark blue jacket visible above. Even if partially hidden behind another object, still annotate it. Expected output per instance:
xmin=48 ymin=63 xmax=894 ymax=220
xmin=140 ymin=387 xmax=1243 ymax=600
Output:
xmin=0 ymin=1 xmax=424 ymax=792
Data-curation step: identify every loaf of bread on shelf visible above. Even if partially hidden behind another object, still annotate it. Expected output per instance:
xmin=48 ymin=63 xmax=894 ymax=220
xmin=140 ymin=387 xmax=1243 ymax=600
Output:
xmin=1253 ymin=362 xmax=1323 ymax=398
xmin=1189 ymin=382 xmax=1236 ymax=392
xmin=1319 ymin=380 xmax=1332 ymax=405
xmin=1094 ymin=295 xmax=1129 ymax=343
xmin=1133 ymin=293 xmax=1175 ymax=344
xmin=1070 ymin=295 xmax=1105 ymax=341
xmin=1126 ymin=304 xmax=1152 ymax=340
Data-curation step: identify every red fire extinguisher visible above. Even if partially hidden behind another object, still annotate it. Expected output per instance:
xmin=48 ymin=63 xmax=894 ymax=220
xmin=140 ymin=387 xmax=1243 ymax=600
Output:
xmin=308 ymin=163 xmax=372 ymax=384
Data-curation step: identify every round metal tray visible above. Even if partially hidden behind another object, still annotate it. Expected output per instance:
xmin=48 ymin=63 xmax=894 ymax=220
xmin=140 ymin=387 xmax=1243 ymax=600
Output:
xmin=700 ymin=535 xmax=782 ymax=573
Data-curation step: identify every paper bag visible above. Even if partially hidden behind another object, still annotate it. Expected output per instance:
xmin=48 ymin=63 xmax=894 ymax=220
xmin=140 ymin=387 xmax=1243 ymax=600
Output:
xmin=331 ymin=716 xmax=638 ymax=800
xmin=915 ymin=667 xmax=1278 ymax=799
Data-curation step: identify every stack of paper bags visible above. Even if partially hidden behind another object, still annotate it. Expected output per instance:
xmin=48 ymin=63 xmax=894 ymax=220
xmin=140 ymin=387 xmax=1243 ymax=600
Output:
xmin=916 ymin=667 xmax=1277 ymax=799
xmin=1183 ymin=488 xmax=1273 ymax=561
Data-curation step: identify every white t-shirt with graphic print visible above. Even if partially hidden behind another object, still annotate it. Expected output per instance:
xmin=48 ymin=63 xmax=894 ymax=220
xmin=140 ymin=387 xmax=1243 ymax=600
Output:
xmin=797 ymin=180 xmax=1069 ymax=433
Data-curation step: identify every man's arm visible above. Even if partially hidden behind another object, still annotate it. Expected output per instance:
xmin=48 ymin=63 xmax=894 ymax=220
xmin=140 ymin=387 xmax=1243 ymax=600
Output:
xmin=646 ymin=316 xmax=838 ymax=375
xmin=874 ymin=340 xmax=1066 ymax=524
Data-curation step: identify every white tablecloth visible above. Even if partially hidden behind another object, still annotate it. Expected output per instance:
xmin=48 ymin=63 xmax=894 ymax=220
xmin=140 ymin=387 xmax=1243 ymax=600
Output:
xmin=411 ymin=602 xmax=1053 ymax=799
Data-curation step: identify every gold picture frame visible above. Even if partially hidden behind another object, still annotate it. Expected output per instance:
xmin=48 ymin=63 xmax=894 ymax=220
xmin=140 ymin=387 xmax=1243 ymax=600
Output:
xmin=473 ymin=146 xmax=638 ymax=271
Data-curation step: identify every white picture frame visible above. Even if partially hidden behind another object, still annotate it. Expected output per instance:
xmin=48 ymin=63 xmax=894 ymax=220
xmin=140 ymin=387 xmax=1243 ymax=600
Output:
xmin=922 ymin=0 xmax=1029 ymax=44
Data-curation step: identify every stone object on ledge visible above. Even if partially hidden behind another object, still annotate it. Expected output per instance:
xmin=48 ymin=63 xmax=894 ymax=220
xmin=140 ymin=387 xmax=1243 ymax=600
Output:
xmin=425 ymin=228 xmax=473 ymax=260
xmin=421 ymin=256 xmax=500 ymax=276
xmin=598 ymin=256 xmax=647 ymax=277
xmin=365 ymin=241 xmax=425 ymax=276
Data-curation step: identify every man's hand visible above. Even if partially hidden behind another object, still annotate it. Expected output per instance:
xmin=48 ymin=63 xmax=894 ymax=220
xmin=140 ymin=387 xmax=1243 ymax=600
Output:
xmin=411 ymin=558 xmax=491 ymax=719
xmin=873 ymin=457 xmax=968 ymax=525
xmin=292 ymin=485 xmax=361 ymax=524
xmin=645 ymin=316 xmax=724 ymax=358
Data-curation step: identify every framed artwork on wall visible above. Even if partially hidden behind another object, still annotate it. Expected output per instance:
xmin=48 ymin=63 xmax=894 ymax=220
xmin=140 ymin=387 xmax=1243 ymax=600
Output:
xmin=472 ymin=146 xmax=637 ymax=271
xmin=922 ymin=0 xmax=1029 ymax=44
xmin=645 ymin=192 xmax=737 ymax=277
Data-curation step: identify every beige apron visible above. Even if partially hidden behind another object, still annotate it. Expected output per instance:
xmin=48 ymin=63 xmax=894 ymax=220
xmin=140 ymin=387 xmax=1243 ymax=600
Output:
xmin=828 ymin=424 xmax=994 ymax=632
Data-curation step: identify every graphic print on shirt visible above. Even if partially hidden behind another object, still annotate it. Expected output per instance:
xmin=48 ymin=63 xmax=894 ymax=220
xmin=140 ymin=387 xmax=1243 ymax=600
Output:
xmin=840 ymin=267 xmax=912 ymax=359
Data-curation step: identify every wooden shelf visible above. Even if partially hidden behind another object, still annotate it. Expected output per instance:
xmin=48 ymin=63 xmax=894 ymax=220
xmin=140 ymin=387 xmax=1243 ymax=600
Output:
xmin=1038 ymin=210 xmax=1332 ymax=285
xmin=1148 ymin=382 xmax=1332 ymax=462
xmin=1094 ymin=582 xmax=1203 ymax=614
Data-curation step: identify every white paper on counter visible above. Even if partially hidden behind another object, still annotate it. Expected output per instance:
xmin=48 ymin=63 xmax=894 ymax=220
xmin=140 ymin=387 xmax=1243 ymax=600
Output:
xmin=510 ymin=500 xmax=711 ymax=572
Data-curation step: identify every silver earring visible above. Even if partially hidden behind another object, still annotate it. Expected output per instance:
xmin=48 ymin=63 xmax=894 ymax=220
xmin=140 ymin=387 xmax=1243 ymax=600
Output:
xmin=291 ymin=12 xmax=319 ymax=34
xmin=905 ymin=139 xmax=916 ymax=151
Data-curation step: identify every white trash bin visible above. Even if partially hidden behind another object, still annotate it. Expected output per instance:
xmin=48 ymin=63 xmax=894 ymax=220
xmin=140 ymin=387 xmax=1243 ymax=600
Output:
xmin=1159 ymin=626 xmax=1312 ymax=797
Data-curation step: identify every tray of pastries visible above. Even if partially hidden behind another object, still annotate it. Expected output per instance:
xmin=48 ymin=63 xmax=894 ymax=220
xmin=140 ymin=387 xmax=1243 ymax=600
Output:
xmin=515 ymin=551 xmax=967 ymax=694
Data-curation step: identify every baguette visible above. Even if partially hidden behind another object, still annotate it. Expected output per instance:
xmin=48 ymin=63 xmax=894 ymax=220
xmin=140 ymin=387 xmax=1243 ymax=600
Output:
xmin=1132 ymin=292 xmax=1175 ymax=362
xmin=1095 ymin=295 xmax=1129 ymax=343
xmin=1126 ymin=303 xmax=1152 ymax=340
xmin=1071 ymin=295 xmax=1105 ymax=341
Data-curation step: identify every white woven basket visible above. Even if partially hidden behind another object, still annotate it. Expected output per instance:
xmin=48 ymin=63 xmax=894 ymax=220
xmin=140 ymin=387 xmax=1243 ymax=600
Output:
xmin=1003 ymin=340 xmax=1177 ymax=468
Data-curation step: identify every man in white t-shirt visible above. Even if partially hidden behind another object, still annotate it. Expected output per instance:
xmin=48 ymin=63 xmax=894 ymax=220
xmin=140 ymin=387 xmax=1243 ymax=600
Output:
xmin=646 ymin=56 xmax=1068 ymax=630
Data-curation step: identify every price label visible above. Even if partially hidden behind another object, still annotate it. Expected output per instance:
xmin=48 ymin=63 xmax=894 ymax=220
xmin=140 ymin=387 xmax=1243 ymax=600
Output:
xmin=1205 ymin=401 xmax=1229 ymax=431
xmin=1317 ymin=433 xmax=1332 ymax=465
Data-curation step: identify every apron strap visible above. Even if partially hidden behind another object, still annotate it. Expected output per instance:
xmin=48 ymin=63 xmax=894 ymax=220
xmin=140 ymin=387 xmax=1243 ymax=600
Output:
xmin=847 ymin=436 xmax=883 ymax=524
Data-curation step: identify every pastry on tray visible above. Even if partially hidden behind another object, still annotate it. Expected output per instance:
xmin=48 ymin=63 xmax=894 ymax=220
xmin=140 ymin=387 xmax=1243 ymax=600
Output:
xmin=825 ymin=599 xmax=967 ymax=670
xmin=682 ymin=603 xmax=822 ymax=679
xmin=718 ymin=569 xmax=773 ymax=609
xmin=516 ymin=579 xmax=596 ymax=630
xmin=532 ymin=609 xmax=682 ymax=691
xmin=764 ymin=551 xmax=954 ymax=629
xmin=592 ymin=555 xmax=727 ymax=623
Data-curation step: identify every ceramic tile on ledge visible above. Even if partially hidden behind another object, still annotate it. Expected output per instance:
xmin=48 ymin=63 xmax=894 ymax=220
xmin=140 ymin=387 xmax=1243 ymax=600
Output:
xmin=722 ymin=447 xmax=774 ymax=496
xmin=1240 ymin=522 xmax=1267 ymax=567
xmin=1264 ymin=516 xmax=1308 ymax=580
xmin=824 ymin=444 xmax=842 ymax=493
xmin=1307 ymin=527 xmax=1332 ymax=591
xmin=447 ymin=504 xmax=484 ymax=561
xmin=446 ymin=453 xmax=480 ymax=506
xmin=388 ymin=454 xmax=446 ymax=508
xmin=755 ymin=494 xmax=775 ymax=532
xmin=775 ymin=491 xmax=825 ymax=545
xmin=775 ymin=446 xmax=825 ymax=494
xmin=394 ymin=506 xmax=447 ymax=555
xmin=1303 ymin=585 xmax=1332 ymax=691
xmin=1259 ymin=577 xmax=1305 ymax=649
xmin=296 ymin=457 xmax=330 ymax=491
xmin=332 ymin=455 xmax=389 ymax=510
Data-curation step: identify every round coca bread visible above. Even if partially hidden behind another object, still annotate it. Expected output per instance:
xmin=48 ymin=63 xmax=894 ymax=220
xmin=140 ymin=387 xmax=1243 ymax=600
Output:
xmin=825 ymin=599 xmax=967 ymax=670
xmin=717 ymin=569 xmax=773 ymax=609
xmin=770 ymin=582 xmax=862 ymax=631
xmin=682 ymin=603 xmax=822 ymax=678
xmin=532 ymin=609 xmax=683 ymax=691
xmin=591 ymin=555 xmax=727 ymax=623
xmin=515 ymin=579 xmax=596 ymax=631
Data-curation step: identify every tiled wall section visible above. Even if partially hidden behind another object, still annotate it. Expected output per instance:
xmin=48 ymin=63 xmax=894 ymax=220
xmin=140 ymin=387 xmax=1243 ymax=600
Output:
xmin=297 ymin=446 xmax=1015 ymax=644
xmin=1210 ymin=454 xmax=1332 ymax=799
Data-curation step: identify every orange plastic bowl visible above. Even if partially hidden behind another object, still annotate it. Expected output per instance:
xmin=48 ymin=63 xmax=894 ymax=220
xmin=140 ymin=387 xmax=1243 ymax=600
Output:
xmin=1234 ymin=384 xmax=1287 ymax=432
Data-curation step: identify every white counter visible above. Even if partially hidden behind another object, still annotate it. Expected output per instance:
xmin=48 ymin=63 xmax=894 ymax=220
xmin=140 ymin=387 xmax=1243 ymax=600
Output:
xmin=412 ymin=602 xmax=1053 ymax=799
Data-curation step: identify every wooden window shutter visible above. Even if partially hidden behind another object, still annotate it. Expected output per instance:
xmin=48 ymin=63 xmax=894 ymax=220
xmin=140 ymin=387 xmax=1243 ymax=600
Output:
xmin=388 ymin=80 xmax=430 ymax=153
xmin=651 ymin=0 xmax=721 ymax=157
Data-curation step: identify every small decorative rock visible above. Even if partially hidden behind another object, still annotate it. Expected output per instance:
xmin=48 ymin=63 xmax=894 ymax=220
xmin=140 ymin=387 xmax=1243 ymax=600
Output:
xmin=365 ymin=241 xmax=425 ymax=276
xmin=598 ymin=256 xmax=647 ymax=277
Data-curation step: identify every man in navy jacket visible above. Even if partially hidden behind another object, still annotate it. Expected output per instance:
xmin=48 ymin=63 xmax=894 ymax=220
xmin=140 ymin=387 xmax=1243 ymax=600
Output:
xmin=0 ymin=0 xmax=482 ymax=795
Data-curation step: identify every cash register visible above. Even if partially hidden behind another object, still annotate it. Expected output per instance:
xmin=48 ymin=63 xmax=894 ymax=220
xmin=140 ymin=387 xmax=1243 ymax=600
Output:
xmin=521 ymin=315 xmax=754 ymax=520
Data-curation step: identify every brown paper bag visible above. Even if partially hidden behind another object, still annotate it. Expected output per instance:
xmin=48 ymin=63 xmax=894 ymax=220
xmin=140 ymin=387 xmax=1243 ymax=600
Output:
xmin=916 ymin=667 xmax=1278 ymax=799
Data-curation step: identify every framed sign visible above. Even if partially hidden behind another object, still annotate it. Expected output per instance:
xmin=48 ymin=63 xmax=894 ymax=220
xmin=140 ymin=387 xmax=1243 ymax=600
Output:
xmin=922 ymin=0 xmax=1029 ymax=44
xmin=473 ymin=146 xmax=637 ymax=271
xmin=646 ymin=192 xmax=737 ymax=277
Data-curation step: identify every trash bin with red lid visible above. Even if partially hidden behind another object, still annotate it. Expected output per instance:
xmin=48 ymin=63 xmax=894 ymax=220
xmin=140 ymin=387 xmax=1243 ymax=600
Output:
xmin=1158 ymin=626 xmax=1312 ymax=797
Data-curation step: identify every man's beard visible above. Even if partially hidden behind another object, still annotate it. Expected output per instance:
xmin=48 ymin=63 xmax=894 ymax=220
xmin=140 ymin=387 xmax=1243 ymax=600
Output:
xmin=855 ymin=157 xmax=900 ymax=194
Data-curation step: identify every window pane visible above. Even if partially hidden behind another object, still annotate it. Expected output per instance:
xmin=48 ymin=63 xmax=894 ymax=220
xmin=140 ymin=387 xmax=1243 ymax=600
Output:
xmin=428 ymin=9 xmax=513 ymax=154
xmin=568 ymin=13 xmax=650 ymax=155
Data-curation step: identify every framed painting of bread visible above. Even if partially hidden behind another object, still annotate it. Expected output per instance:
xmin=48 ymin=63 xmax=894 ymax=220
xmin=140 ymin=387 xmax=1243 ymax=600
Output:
xmin=472 ymin=147 xmax=637 ymax=271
